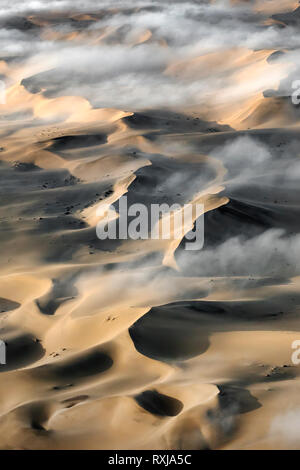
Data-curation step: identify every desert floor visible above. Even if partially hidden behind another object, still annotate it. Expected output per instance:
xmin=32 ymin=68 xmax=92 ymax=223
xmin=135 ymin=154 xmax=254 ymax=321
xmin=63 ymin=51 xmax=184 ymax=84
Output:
xmin=0 ymin=0 xmax=300 ymax=449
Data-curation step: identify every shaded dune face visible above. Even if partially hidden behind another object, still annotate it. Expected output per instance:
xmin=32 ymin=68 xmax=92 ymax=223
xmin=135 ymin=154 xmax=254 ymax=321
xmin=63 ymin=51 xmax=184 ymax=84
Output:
xmin=135 ymin=390 xmax=184 ymax=417
xmin=34 ymin=348 xmax=113 ymax=385
xmin=36 ymin=275 xmax=79 ymax=316
xmin=0 ymin=334 xmax=45 ymax=372
xmin=0 ymin=298 xmax=20 ymax=313
xmin=0 ymin=0 xmax=300 ymax=451
xmin=129 ymin=304 xmax=211 ymax=362
xmin=48 ymin=134 xmax=108 ymax=153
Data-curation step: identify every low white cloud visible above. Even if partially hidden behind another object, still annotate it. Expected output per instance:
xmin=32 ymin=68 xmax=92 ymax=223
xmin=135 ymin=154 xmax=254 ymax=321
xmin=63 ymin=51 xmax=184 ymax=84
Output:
xmin=0 ymin=0 xmax=299 ymax=111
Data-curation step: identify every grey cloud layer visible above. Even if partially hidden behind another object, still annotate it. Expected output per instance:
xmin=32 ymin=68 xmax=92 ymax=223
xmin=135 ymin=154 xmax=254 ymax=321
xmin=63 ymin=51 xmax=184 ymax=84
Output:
xmin=1 ymin=1 xmax=300 ymax=110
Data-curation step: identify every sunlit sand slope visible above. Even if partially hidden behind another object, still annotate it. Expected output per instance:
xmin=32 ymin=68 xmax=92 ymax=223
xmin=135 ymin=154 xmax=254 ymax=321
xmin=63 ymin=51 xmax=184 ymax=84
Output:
xmin=0 ymin=0 xmax=300 ymax=450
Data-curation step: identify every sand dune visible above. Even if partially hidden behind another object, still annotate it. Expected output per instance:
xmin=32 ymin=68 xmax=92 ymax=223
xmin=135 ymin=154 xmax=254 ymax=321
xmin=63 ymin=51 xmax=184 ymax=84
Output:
xmin=0 ymin=0 xmax=300 ymax=450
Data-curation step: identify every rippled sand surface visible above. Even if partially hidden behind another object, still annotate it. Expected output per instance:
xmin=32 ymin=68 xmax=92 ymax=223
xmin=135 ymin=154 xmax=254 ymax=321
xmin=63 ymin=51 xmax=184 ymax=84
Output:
xmin=1 ymin=0 xmax=300 ymax=449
